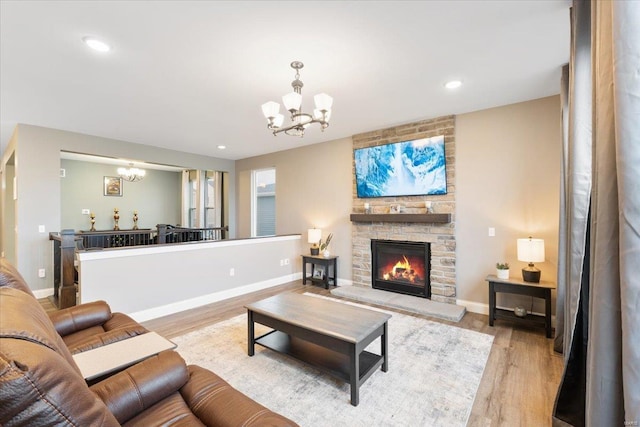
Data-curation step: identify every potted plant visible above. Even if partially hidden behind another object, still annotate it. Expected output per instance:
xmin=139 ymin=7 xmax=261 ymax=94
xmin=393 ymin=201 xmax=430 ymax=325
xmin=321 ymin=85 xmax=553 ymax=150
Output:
xmin=496 ymin=262 xmax=510 ymax=279
xmin=319 ymin=233 xmax=333 ymax=258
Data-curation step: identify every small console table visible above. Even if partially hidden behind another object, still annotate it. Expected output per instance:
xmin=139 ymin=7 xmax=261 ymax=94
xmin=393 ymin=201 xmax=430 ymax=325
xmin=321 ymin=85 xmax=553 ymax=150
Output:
xmin=301 ymin=254 xmax=338 ymax=289
xmin=486 ymin=275 xmax=556 ymax=338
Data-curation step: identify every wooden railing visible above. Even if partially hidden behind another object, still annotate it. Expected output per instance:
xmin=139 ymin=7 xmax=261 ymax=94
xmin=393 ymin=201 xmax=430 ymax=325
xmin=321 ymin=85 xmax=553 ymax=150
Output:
xmin=49 ymin=224 xmax=228 ymax=308
xmin=49 ymin=230 xmax=81 ymax=309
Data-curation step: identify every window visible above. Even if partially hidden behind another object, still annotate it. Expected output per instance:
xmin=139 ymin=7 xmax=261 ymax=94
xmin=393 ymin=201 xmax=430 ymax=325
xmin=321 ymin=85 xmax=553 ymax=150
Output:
xmin=252 ymin=168 xmax=276 ymax=237
xmin=183 ymin=170 xmax=227 ymax=236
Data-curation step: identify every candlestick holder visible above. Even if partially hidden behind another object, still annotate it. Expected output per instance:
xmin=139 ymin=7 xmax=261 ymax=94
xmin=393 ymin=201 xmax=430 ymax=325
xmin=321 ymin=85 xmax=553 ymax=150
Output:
xmin=133 ymin=210 xmax=139 ymax=230
xmin=89 ymin=212 xmax=96 ymax=231
xmin=113 ymin=208 xmax=120 ymax=231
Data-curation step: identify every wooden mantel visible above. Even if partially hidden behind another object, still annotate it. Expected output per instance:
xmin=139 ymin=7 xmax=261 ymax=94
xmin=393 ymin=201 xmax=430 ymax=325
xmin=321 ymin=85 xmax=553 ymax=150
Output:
xmin=349 ymin=213 xmax=451 ymax=223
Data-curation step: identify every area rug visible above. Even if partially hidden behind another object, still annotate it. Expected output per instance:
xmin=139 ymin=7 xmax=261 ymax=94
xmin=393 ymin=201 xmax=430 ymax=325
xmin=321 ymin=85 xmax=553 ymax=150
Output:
xmin=331 ymin=285 xmax=466 ymax=322
xmin=172 ymin=294 xmax=493 ymax=427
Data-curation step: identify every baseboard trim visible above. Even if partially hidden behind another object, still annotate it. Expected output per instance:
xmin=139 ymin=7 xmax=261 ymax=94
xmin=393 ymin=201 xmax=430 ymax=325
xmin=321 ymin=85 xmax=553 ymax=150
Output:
xmin=457 ymin=299 xmax=489 ymax=315
xmin=33 ymin=287 xmax=54 ymax=299
xmin=130 ymin=273 xmax=302 ymax=322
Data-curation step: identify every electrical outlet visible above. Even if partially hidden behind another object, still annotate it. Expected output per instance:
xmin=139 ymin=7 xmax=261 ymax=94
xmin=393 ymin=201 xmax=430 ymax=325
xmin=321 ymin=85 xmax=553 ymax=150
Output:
xmin=38 ymin=268 xmax=45 ymax=278
xmin=38 ymin=225 xmax=45 ymax=233
xmin=488 ymin=227 xmax=495 ymax=237
xmin=82 ymin=209 xmax=90 ymax=215
xmin=284 ymin=258 xmax=290 ymax=265
xmin=229 ymin=268 xmax=235 ymax=276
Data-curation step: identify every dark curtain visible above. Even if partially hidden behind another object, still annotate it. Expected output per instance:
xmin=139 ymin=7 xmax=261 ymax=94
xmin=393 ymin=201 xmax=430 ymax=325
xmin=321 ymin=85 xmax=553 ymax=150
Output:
xmin=553 ymin=0 xmax=640 ymax=425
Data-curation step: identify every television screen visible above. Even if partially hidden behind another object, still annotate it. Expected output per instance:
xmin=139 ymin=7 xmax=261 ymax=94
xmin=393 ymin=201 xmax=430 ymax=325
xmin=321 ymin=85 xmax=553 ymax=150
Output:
xmin=354 ymin=135 xmax=447 ymax=198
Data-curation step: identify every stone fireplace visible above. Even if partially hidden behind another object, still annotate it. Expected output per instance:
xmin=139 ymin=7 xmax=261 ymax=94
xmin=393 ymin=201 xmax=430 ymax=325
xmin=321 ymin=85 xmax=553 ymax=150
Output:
xmin=371 ymin=239 xmax=431 ymax=298
xmin=351 ymin=115 xmax=457 ymax=304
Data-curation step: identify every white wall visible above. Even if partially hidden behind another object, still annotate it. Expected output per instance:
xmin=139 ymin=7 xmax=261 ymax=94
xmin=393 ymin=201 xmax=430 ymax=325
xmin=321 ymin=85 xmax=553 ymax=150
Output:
xmin=78 ymin=235 xmax=301 ymax=321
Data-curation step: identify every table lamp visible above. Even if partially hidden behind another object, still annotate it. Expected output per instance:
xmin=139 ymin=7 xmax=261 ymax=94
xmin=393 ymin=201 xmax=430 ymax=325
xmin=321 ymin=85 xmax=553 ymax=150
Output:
xmin=517 ymin=237 xmax=545 ymax=283
xmin=308 ymin=228 xmax=322 ymax=255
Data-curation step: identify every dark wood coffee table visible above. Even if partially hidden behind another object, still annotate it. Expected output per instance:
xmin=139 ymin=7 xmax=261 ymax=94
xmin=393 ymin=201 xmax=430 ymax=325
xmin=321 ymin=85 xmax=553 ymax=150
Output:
xmin=245 ymin=293 xmax=391 ymax=406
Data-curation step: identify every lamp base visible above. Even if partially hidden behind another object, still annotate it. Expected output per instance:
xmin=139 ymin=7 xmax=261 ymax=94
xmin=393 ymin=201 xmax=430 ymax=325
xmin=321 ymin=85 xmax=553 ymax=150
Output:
xmin=522 ymin=264 xmax=541 ymax=283
xmin=310 ymin=247 xmax=319 ymax=255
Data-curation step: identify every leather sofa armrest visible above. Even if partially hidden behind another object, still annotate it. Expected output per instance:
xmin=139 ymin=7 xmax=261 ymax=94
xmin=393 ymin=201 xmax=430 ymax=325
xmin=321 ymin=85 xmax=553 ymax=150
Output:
xmin=90 ymin=351 xmax=189 ymax=425
xmin=66 ymin=325 xmax=149 ymax=354
xmin=49 ymin=300 xmax=112 ymax=336
xmin=181 ymin=365 xmax=299 ymax=426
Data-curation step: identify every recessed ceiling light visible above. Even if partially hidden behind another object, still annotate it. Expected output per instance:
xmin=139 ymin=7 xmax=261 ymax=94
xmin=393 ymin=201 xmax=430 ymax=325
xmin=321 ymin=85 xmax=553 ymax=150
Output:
xmin=82 ymin=36 xmax=111 ymax=52
xmin=217 ymin=145 xmax=226 ymax=150
xmin=444 ymin=80 xmax=462 ymax=89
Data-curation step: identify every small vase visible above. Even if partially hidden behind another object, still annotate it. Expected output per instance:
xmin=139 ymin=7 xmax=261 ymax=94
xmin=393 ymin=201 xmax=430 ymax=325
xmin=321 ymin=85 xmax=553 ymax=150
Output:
xmin=323 ymin=249 xmax=330 ymax=258
xmin=497 ymin=269 xmax=509 ymax=279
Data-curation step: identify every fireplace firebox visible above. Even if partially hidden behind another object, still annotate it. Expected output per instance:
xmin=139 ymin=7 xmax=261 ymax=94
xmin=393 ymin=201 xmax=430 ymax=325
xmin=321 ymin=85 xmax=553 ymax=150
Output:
xmin=371 ymin=240 xmax=431 ymax=298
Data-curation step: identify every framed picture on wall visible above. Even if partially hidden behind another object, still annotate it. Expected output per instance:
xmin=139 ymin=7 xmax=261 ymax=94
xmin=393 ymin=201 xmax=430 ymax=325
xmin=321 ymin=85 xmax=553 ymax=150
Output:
xmin=104 ymin=176 xmax=122 ymax=197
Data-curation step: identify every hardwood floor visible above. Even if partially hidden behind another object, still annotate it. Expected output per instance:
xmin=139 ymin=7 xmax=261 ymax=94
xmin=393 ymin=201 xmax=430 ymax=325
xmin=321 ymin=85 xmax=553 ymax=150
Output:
xmin=42 ymin=281 xmax=564 ymax=426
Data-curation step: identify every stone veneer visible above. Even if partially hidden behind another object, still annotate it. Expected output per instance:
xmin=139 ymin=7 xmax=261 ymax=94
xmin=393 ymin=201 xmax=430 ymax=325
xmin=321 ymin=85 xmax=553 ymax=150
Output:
xmin=351 ymin=115 xmax=456 ymax=304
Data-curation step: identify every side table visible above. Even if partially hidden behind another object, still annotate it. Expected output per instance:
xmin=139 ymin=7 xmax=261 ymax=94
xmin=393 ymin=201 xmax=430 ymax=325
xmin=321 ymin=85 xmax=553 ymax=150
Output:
xmin=301 ymin=254 xmax=338 ymax=289
xmin=486 ymin=275 xmax=556 ymax=338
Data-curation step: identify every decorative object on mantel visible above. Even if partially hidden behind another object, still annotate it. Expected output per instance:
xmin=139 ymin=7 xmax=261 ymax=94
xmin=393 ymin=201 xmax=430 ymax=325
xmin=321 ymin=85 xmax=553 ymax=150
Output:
xmin=425 ymin=201 xmax=434 ymax=214
xmin=364 ymin=202 xmax=372 ymax=214
xmin=308 ymin=228 xmax=321 ymax=255
xmin=517 ymin=236 xmax=545 ymax=283
xmin=113 ymin=208 xmax=120 ymax=231
xmin=496 ymin=262 xmax=510 ymax=279
xmin=132 ymin=210 xmax=139 ymax=230
xmin=319 ymin=233 xmax=333 ymax=257
xmin=89 ymin=212 xmax=96 ymax=231
xmin=261 ymin=61 xmax=333 ymax=137
xmin=117 ymin=163 xmax=146 ymax=182
xmin=389 ymin=204 xmax=404 ymax=214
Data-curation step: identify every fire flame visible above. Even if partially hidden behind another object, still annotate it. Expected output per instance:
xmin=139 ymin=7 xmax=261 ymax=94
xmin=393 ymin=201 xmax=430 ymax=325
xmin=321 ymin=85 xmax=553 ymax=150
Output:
xmin=392 ymin=255 xmax=411 ymax=276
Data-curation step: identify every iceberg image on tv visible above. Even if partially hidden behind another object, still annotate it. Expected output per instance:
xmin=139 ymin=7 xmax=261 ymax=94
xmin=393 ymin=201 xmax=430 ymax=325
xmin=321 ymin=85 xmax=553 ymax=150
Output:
xmin=355 ymin=135 xmax=447 ymax=198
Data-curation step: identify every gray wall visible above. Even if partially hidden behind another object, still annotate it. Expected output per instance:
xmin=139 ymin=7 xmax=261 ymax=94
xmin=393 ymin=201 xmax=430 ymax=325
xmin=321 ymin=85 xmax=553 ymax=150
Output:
xmin=78 ymin=235 xmax=301 ymax=320
xmin=61 ymin=159 xmax=181 ymax=231
xmin=1 ymin=124 xmax=235 ymax=291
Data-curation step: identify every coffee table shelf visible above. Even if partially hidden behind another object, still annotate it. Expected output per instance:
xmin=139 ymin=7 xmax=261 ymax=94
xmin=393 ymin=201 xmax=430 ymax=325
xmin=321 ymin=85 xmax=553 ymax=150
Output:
xmin=255 ymin=330 xmax=383 ymax=383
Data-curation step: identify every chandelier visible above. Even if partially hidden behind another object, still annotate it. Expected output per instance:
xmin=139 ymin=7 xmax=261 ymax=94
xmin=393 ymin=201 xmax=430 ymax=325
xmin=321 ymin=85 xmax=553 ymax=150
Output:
xmin=117 ymin=163 xmax=146 ymax=182
xmin=261 ymin=61 xmax=333 ymax=137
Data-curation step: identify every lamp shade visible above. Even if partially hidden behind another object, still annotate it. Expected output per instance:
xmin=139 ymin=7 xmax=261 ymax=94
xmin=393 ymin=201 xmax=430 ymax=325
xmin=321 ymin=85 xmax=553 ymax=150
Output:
xmin=282 ymin=92 xmax=302 ymax=112
xmin=261 ymin=101 xmax=280 ymax=119
xmin=308 ymin=228 xmax=322 ymax=244
xmin=314 ymin=93 xmax=333 ymax=111
xmin=517 ymin=238 xmax=545 ymax=262
xmin=272 ymin=114 xmax=285 ymax=128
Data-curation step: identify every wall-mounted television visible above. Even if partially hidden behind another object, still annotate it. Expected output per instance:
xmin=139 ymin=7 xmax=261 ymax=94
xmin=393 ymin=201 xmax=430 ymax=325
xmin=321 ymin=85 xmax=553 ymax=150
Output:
xmin=354 ymin=135 xmax=447 ymax=198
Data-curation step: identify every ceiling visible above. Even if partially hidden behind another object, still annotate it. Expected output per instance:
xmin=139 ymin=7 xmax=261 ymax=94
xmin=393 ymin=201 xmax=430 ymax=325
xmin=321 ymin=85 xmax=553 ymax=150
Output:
xmin=0 ymin=1 xmax=570 ymax=161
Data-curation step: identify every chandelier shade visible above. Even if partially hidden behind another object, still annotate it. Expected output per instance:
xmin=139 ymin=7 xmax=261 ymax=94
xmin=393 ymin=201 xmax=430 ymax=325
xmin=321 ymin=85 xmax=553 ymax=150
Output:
xmin=118 ymin=163 xmax=146 ymax=182
xmin=262 ymin=61 xmax=332 ymax=137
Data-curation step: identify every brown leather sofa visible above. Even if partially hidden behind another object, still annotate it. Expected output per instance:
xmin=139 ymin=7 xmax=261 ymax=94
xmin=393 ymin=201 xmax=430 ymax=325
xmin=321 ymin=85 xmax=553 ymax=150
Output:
xmin=0 ymin=258 xmax=148 ymax=354
xmin=0 ymin=287 xmax=298 ymax=426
